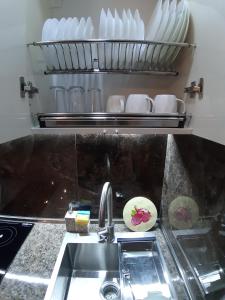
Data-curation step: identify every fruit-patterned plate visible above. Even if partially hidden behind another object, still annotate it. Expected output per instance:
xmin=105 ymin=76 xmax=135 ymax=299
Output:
xmin=123 ymin=197 xmax=158 ymax=232
xmin=168 ymin=196 xmax=199 ymax=229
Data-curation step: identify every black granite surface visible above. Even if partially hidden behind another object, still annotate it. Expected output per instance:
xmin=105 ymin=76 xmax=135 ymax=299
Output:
xmin=0 ymin=134 xmax=167 ymax=219
xmin=0 ymin=135 xmax=76 ymax=218
xmin=76 ymin=134 xmax=167 ymax=217
xmin=162 ymin=135 xmax=225 ymax=222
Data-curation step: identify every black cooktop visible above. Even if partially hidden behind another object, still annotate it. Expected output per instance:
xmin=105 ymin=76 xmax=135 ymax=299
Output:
xmin=0 ymin=220 xmax=33 ymax=279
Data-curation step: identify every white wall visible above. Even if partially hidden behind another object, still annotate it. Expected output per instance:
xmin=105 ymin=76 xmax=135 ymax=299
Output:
xmin=0 ymin=0 xmax=49 ymax=144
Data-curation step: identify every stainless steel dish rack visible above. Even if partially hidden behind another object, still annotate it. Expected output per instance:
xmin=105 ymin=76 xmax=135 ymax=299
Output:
xmin=28 ymin=39 xmax=195 ymax=76
xmin=37 ymin=113 xmax=188 ymax=128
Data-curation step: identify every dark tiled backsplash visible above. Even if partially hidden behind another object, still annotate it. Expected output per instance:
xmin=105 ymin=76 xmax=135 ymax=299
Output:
xmin=0 ymin=134 xmax=167 ymax=218
xmin=1 ymin=133 xmax=225 ymax=220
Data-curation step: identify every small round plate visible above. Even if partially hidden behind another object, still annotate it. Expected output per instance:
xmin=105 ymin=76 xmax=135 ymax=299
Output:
xmin=168 ymin=196 xmax=199 ymax=229
xmin=123 ymin=197 xmax=158 ymax=232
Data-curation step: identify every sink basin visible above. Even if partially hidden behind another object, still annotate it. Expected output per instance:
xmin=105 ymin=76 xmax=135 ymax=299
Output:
xmin=50 ymin=243 xmax=120 ymax=300
xmin=44 ymin=232 xmax=175 ymax=300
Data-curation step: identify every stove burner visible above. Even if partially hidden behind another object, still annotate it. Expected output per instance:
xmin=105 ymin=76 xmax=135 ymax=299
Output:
xmin=0 ymin=220 xmax=33 ymax=279
xmin=0 ymin=226 xmax=17 ymax=248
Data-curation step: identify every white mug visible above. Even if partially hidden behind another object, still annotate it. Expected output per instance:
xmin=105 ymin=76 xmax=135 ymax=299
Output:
xmin=125 ymin=94 xmax=154 ymax=113
xmin=106 ymin=95 xmax=125 ymax=113
xmin=153 ymin=95 xmax=186 ymax=114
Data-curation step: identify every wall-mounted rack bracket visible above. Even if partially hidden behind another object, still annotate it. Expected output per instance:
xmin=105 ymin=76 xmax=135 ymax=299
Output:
xmin=184 ymin=78 xmax=204 ymax=98
xmin=20 ymin=76 xmax=39 ymax=99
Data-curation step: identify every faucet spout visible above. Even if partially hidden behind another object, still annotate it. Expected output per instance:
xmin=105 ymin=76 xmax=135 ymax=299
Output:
xmin=98 ymin=182 xmax=114 ymax=242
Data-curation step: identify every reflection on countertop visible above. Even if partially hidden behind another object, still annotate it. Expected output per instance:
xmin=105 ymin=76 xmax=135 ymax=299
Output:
xmin=0 ymin=221 xmax=188 ymax=300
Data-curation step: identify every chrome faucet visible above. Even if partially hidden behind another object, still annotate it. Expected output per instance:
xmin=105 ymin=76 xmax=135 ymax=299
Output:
xmin=98 ymin=182 xmax=115 ymax=243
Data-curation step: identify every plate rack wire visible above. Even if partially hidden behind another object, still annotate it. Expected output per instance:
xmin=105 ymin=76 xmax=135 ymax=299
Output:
xmin=28 ymin=39 xmax=195 ymax=76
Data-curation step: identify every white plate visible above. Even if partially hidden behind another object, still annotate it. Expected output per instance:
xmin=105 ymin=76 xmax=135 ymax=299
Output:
xmin=120 ymin=10 xmax=130 ymax=68
xmin=99 ymin=8 xmax=107 ymax=38
xmin=56 ymin=17 xmax=66 ymax=40
xmin=55 ymin=18 xmax=67 ymax=69
xmin=47 ymin=18 xmax=59 ymax=41
xmin=68 ymin=17 xmax=79 ymax=69
xmin=156 ymin=0 xmax=170 ymax=41
xmin=99 ymin=9 xmax=107 ymax=69
xmin=84 ymin=17 xmax=94 ymax=39
xmin=145 ymin=0 xmax=163 ymax=41
xmin=42 ymin=19 xmax=52 ymax=41
xmin=152 ymin=0 xmax=170 ymax=64
xmin=106 ymin=9 xmax=114 ymax=68
xmin=113 ymin=9 xmax=121 ymax=68
xmin=42 ymin=19 xmax=59 ymax=68
xmin=107 ymin=8 xmax=114 ymax=39
xmin=76 ymin=18 xmax=87 ymax=69
xmin=170 ymin=1 xmax=190 ymax=63
xmin=69 ymin=17 xmax=79 ymax=39
xmin=134 ymin=9 xmax=144 ymax=40
xmin=123 ymin=197 xmax=158 ymax=232
xmin=167 ymin=0 xmax=190 ymax=64
xmin=157 ymin=0 xmax=177 ymax=63
xmin=114 ymin=9 xmax=121 ymax=39
xmin=122 ymin=9 xmax=129 ymax=39
xmin=84 ymin=17 xmax=95 ymax=69
xmin=76 ymin=17 xmax=86 ymax=39
xmin=63 ymin=17 xmax=73 ymax=40
xmin=162 ymin=0 xmax=177 ymax=41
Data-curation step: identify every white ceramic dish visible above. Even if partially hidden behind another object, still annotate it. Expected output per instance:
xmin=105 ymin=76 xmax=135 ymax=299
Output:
xmin=123 ymin=197 xmax=158 ymax=232
xmin=152 ymin=0 xmax=170 ymax=64
xmin=157 ymin=0 xmax=170 ymax=41
xmin=169 ymin=1 xmax=190 ymax=63
xmin=63 ymin=17 xmax=73 ymax=40
xmin=163 ymin=0 xmax=177 ymax=41
xmin=145 ymin=0 xmax=162 ymax=41
xmin=99 ymin=8 xmax=107 ymax=38
xmin=167 ymin=0 xmax=189 ymax=64
xmin=99 ymin=9 xmax=107 ymax=69
xmin=42 ymin=19 xmax=50 ymax=41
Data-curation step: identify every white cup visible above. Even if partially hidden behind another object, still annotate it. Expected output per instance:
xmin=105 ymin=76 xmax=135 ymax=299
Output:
xmin=125 ymin=94 xmax=154 ymax=113
xmin=153 ymin=95 xmax=186 ymax=114
xmin=106 ymin=95 xmax=125 ymax=113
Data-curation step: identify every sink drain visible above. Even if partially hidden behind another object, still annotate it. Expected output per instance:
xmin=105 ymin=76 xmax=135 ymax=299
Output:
xmin=100 ymin=281 xmax=121 ymax=300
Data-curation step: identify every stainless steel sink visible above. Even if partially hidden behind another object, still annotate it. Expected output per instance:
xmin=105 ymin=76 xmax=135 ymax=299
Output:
xmin=52 ymin=243 xmax=120 ymax=300
xmin=44 ymin=232 xmax=175 ymax=300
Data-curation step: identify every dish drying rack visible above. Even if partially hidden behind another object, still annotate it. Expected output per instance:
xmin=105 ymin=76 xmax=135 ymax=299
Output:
xmin=28 ymin=39 xmax=195 ymax=76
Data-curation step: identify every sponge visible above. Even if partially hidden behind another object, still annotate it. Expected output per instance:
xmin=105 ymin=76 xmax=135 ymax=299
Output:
xmin=75 ymin=211 xmax=90 ymax=232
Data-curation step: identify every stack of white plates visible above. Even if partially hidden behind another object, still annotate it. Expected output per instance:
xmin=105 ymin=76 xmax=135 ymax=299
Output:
xmin=42 ymin=17 xmax=94 ymax=41
xmin=98 ymin=8 xmax=144 ymax=40
xmin=145 ymin=0 xmax=190 ymax=65
xmin=41 ymin=1 xmax=190 ymax=70
xmin=98 ymin=8 xmax=145 ymax=69
xmin=42 ymin=17 xmax=94 ymax=69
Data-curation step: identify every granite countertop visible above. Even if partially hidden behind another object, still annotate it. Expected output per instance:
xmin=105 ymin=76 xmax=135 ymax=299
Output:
xmin=0 ymin=222 xmax=188 ymax=300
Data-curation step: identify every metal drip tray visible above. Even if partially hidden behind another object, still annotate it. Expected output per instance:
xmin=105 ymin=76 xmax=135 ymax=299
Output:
xmin=38 ymin=113 xmax=187 ymax=128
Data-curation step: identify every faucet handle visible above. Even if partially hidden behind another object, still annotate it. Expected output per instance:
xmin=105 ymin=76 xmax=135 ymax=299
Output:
xmin=98 ymin=225 xmax=115 ymax=243
xmin=98 ymin=228 xmax=108 ymax=243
